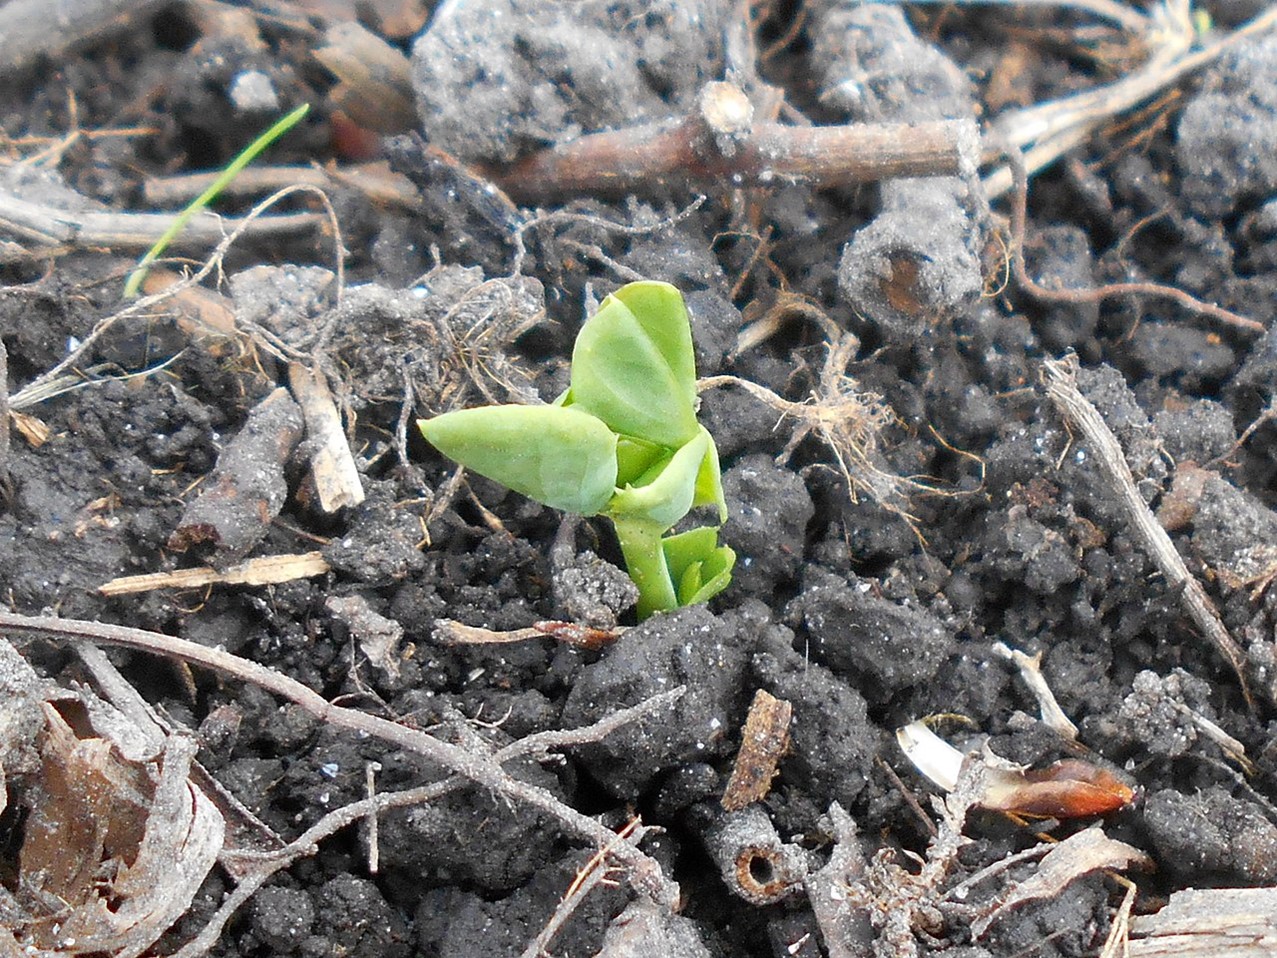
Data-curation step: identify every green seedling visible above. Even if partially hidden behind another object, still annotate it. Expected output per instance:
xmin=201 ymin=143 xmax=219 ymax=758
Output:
xmin=420 ymin=281 xmax=735 ymax=619
xmin=123 ymin=103 xmax=310 ymax=298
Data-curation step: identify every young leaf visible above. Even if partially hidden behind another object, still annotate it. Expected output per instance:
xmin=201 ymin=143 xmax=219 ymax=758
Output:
xmin=681 ymin=543 xmax=735 ymax=606
xmin=419 ymin=405 xmax=617 ymax=515
xmin=611 ymin=281 xmax=696 ymax=395
xmin=607 ymin=429 xmax=709 ymax=530
xmin=692 ymin=427 xmax=728 ymax=523
xmin=566 ymin=281 xmax=700 ymax=448
xmin=664 ymin=527 xmax=736 ymax=606
xmin=615 ymin=435 xmax=666 ymax=488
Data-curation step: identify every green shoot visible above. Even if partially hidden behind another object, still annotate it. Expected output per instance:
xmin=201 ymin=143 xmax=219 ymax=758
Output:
xmin=420 ymin=281 xmax=735 ymax=619
xmin=123 ymin=103 xmax=310 ymax=298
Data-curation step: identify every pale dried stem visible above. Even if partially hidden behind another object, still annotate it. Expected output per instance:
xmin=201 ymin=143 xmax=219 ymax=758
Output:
xmin=1041 ymin=355 xmax=1255 ymax=708
xmin=986 ymin=4 xmax=1277 ymax=196
xmin=0 ymin=611 xmax=683 ymax=913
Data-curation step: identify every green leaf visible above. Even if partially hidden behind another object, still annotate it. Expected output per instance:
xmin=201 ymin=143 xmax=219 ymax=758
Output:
xmin=566 ymin=281 xmax=699 ymax=448
xmin=611 ymin=281 xmax=697 ymax=394
xmin=662 ymin=526 xmax=718 ymax=583
xmin=692 ymin=428 xmax=728 ymax=523
xmin=681 ymin=544 xmax=735 ymax=605
xmin=663 ymin=527 xmax=736 ymax=606
xmin=419 ymin=405 xmax=617 ymax=515
xmin=607 ymin=429 xmax=709 ymax=530
xmin=615 ymin=436 xmax=666 ymax=488
xmin=124 ymin=104 xmax=310 ymax=298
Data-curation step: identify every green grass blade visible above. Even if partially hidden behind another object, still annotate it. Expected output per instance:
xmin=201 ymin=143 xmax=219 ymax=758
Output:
xmin=123 ymin=103 xmax=310 ymax=298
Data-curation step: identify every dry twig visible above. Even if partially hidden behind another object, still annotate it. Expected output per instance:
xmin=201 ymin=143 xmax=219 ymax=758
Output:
xmin=0 ymin=186 xmax=323 ymax=251
xmin=8 ymin=184 xmax=344 ymax=411
xmin=1041 ymin=355 xmax=1256 ymax=707
xmin=985 ymin=3 xmax=1277 ymax=196
xmin=991 ymin=641 xmax=1079 ymax=739
xmin=99 ymin=551 xmax=331 ymax=596
xmin=1004 ymin=147 xmax=1263 ymax=334
xmin=193 ymin=685 xmax=681 ymax=958
xmin=0 ymin=611 xmax=683 ymax=914
xmin=491 ymin=81 xmax=976 ymax=202
xmin=288 ymin=362 xmax=366 ymax=512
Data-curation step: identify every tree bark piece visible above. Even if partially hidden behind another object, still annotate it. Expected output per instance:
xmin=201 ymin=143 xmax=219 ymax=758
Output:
xmin=169 ymin=388 xmax=303 ymax=568
xmin=1127 ymin=888 xmax=1277 ymax=957
xmin=721 ymin=689 xmax=791 ymax=811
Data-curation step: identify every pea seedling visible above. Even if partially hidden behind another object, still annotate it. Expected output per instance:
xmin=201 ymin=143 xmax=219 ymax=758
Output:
xmin=420 ymin=281 xmax=734 ymax=618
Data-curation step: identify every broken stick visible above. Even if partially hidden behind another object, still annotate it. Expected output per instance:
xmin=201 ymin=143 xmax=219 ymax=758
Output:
xmin=287 ymin=363 xmax=365 ymax=512
xmin=491 ymin=81 xmax=976 ymax=202
xmin=99 ymin=552 xmax=330 ymax=596
xmin=0 ymin=610 xmax=682 ymax=909
xmin=1041 ymin=355 xmax=1255 ymax=708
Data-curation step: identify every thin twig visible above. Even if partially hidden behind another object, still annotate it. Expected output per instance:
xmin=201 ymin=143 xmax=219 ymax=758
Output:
xmin=1003 ymin=146 xmax=1263 ymax=334
xmin=510 ymin=196 xmax=705 ymax=278
xmin=985 ymin=4 xmax=1277 ymax=196
xmin=152 ymin=690 xmax=683 ymax=958
xmin=991 ymin=641 xmax=1079 ymax=739
xmin=519 ymin=817 xmax=647 ymax=958
xmin=1097 ymin=874 xmax=1138 ymax=958
xmin=0 ymin=611 xmax=682 ymax=907
xmin=908 ymin=0 xmax=1150 ymax=33
xmin=0 ymin=187 xmax=322 ymax=251
xmin=1040 ymin=355 xmax=1256 ymax=708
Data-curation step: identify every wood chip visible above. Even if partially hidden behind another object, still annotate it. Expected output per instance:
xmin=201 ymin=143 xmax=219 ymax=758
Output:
xmin=288 ymin=363 xmax=365 ymax=512
xmin=1128 ymin=887 xmax=1277 ymax=957
xmin=99 ymin=551 xmax=330 ymax=596
xmin=722 ymin=689 xmax=792 ymax=811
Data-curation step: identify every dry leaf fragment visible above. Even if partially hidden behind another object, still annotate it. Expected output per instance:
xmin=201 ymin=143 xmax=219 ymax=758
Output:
xmin=326 ymin=594 xmax=404 ymax=680
xmin=15 ymin=701 xmax=224 ymax=957
xmin=973 ymin=826 xmax=1153 ymax=938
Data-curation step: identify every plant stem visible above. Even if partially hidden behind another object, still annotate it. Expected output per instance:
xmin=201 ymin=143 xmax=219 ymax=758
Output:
xmin=611 ymin=518 xmax=676 ymax=619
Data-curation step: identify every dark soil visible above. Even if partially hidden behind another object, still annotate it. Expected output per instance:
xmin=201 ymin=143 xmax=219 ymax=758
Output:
xmin=3 ymin=2 xmax=1277 ymax=957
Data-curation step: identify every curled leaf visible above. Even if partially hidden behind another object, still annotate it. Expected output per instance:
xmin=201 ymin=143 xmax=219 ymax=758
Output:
xmin=419 ymin=405 xmax=618 ymax=515
xmin=608 ymin=429 xmax=709 ymax=530
xmin=664 ymin=526 xmax=736 ymax=605
xmin=693 ymin=428 xmax=728 ymax=523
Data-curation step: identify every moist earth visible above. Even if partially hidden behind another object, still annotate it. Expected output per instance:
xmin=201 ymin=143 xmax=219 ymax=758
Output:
xmin=2 ymin=2 xmax=1277 ymax=957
